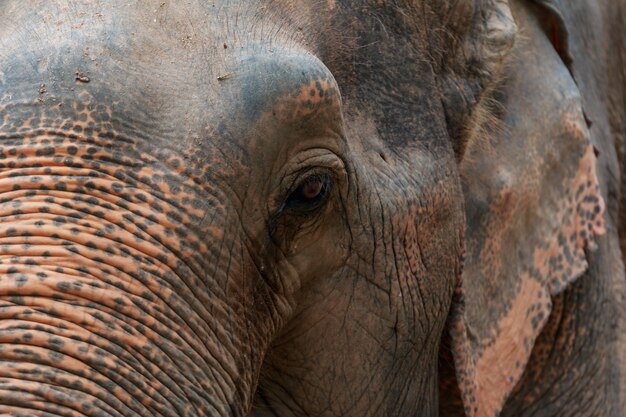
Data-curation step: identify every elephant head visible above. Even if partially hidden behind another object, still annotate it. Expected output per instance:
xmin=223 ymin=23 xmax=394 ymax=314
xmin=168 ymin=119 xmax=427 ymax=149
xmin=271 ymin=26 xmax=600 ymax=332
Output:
xmin=0 ymin=1 xmax=622 ymax=417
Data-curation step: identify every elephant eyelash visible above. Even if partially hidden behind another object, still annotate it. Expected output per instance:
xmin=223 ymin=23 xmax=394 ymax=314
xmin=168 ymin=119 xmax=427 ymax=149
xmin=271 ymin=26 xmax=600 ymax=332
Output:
xmin=283 ymin=173 xmax=333 ymax=213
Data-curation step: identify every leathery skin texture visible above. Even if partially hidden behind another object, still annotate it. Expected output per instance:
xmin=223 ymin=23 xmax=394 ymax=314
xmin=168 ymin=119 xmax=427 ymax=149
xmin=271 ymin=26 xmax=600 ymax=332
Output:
xmin=0 ymin=53 xmax=353 ymax=416
xmin=438 ymin=1 xmax=624 ymax=416
xmin=0 ymin=99 xmax=262 ymax=416
xmin=0 ymin=1 xmax=466 ymax=413
xmin=0 ymin=0 xmax=625 ymax=416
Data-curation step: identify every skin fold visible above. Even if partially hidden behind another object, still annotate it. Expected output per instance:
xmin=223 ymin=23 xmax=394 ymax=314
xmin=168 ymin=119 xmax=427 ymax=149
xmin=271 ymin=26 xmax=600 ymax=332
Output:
xmin=0 ymin=1 xmax=623 ymax=417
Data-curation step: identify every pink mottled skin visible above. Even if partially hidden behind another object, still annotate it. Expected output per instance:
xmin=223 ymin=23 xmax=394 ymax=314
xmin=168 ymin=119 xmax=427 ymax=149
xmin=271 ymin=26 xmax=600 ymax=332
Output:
xmin=0 ymin=0 xmax=624 ymax=417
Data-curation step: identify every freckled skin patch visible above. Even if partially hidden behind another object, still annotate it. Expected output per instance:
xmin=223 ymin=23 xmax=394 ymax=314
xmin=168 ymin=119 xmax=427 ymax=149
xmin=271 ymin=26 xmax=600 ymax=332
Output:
xmin=453 ymin=114 xmax=606 ymax=416
xmin=446 ymin=6 xmax=613 ymax=416
xmin=1 ymin=1 xmax=622 ymax=417
xmin=463 ymin=146 xmax=604 ymax=416
xmin=5 ymin=4 xmax=476 ymax=415
xmin=0 ymin=20 xmax=465 ymax=416
xmin=271 ymin=79 xmax=341 ymax=123
xmin=0 ymin=98 xmax=275 ymax=416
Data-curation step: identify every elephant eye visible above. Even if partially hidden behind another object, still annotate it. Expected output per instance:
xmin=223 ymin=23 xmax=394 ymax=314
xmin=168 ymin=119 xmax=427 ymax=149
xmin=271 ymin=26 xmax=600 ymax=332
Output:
xmin=285 ymin=173 xmax=333 ymax=212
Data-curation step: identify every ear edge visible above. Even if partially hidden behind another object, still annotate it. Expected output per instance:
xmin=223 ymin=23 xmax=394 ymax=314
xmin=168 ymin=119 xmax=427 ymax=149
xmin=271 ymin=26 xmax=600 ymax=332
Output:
xmin=444 ymin=2 xmax=606 ymax=416
xmin=449 ymin=142 xmax=605 ymax=417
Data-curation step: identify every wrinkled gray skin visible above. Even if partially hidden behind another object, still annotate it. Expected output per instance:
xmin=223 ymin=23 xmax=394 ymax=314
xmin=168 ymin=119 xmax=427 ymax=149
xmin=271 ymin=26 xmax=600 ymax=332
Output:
xmin=0 ymin=1 xmax=624 ymax=417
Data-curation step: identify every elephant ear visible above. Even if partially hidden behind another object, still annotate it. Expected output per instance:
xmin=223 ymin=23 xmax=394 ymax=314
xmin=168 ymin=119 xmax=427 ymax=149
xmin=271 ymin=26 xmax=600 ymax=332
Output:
xmin=438 ymin=0 xmax=518 ymax=160
xmin=444 ymin=2 xmax=606 ymax=417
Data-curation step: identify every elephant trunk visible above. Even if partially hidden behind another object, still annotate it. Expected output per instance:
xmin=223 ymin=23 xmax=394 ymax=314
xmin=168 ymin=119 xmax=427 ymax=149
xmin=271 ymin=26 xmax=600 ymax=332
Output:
xmin=0 ymin=109 xmax=266 ymax=416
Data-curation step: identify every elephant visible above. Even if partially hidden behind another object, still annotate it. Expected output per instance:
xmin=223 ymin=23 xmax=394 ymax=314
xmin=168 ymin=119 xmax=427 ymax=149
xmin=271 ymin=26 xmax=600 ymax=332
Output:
xmin=0 ymin=0 xmax=624 ymax=416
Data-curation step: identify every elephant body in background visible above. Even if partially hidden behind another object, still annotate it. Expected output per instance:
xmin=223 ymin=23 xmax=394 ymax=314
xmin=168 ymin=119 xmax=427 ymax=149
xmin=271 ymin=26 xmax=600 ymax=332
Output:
xmin=0 ymin=0 xmax=623 ymax=416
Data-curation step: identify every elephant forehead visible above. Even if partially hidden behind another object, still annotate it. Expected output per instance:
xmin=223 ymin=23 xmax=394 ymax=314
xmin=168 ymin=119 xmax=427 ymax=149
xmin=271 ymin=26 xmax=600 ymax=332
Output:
xmin=0 ymin=1 xmax=334 ymax=105
xmin=219 ymin=53 xmax=342 ymax=127
xmin=1 ymin=16 xmax=343 ymax=169
xmin=200 ymin=52 xmax=345 ymax=181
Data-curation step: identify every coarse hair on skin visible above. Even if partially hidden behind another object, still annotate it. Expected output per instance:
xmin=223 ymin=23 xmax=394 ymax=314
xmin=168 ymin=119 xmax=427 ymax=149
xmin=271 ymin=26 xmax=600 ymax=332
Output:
xmin=459 ymin=24 xmax=544 ymax=226
xmin=460 ymin=82 xmax=508 ymax=167
xmin=459 ymin=28 xmax=527 ymax=169
xmin=208 ymin=0 xmax=341 ymax=57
